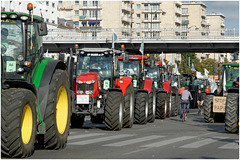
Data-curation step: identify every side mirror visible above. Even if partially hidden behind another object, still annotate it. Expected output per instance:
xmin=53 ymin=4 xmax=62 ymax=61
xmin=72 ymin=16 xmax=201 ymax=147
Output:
xmin=38 ymin=22 xmax=48 ymax=36
xmin=150 ymin=59 xmax=155 ymax=69
xmin=123 ymin=53 xmax=129 ymax=63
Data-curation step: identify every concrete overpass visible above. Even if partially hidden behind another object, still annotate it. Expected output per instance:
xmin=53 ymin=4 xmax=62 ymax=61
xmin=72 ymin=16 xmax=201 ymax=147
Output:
xmin=43 ymin=28 xmax=239 ymax=53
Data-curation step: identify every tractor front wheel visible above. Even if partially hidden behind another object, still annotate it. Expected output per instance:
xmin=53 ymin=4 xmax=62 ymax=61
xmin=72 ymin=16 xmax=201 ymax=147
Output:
xmin=135 ymin=92 xmax=149 ymax=124
xmin=44 ymin=69 xmax=71 ymax=149
xmin=156 ymin=92 xmax=167 ymax=119
xmin=148 ymin=87 xmax=156 ymax=123
xmin=123 ymin=84 xmax=134 ymax=128
xmin=1 ymin=88 xmax=37 ymax=158
xmin=204 ymin=94 xmax=214 ymax=123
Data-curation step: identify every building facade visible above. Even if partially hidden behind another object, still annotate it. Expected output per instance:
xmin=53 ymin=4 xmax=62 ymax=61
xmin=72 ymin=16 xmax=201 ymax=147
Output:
xmin=206 ymin=13 xmax=225 ymax=37
xmin=1 ymin=1 xmax=58 ymax=29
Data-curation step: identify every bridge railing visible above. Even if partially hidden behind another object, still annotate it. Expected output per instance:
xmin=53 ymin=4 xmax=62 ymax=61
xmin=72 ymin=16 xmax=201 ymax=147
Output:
xmin=43 ymin=28 xmax=239 ymax=42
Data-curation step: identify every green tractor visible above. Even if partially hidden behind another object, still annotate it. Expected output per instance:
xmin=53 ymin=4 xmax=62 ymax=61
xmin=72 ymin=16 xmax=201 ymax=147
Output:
xmin=1 ymin=5 xmax=71 ymax=158
xmin=204 ymin=63 xmax=239 ymax=133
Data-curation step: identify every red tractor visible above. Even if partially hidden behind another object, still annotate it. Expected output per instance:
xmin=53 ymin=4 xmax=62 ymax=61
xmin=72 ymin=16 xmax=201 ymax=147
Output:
xmin=118 ymin=55 xmax=156 ymax=124
xmin=71 ymin=48 xmax=134 ymax=131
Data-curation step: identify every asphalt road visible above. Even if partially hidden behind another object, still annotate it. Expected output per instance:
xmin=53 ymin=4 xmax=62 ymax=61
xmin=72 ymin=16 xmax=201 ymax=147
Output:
xmin=29 ymin=109 xmax=239 ymax=159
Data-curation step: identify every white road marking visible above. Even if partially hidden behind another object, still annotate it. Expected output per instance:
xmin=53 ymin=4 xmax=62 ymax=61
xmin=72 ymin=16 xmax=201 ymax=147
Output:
xmin=180 ymin=137 xmax=228 ymax=148
xmin=68 ymin=133 xmax=106 ymax=141
xmin=68 ymin=134 xmax=134 ymax=145
xmin=141 ymin=136 xmax=196 ymax=148
xmin=219 ymin=141 xmax=239 ymax=149
xmin=103 ymin=135 xmax=165 ymax=147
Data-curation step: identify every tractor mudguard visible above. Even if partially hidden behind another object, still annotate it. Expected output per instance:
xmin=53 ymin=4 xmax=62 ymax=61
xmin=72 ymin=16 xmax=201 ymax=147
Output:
xmin=136 ymin=89 xmax=149 ymax=94
xmin=156 ymin=88 xmax=167 ymax=94
xmin=115 ymin=77 xmax=132 ymax=95
xmin=205 ymin=87 xmax=210 ymax=93
xmin=3 ymin=80 xmax=37 ymax=96
xmin=38 ymin=60 xmax=67 ymax=121
xmin=163 ymin=81 xmax=170 ymax=93
xmin=143 ymin=78 xmax=153 ymax=93
xmin=227 ymin=88 xmax=239 ymax=93
xmin=206 ymin=92 xmax=215 ymax=96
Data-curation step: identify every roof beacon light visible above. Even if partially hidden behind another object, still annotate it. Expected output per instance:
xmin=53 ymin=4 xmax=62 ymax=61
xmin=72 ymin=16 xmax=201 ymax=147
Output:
xmin=27 ymin=3 xmax=33 ymax=11
xmin=147 ymin=53 xmax=150 ymax=57
xmin=75 ymin=44 xmax=79 ymax=49
xmin=121 ymin=44 xmax=125 ymax=49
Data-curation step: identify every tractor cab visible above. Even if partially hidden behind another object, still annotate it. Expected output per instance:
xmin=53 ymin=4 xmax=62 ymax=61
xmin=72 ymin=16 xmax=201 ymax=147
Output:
xmin=223 ymin=63 xmax=239 ymax=91
xmin=145 ymin=62 xmax=162 ymax=89
xmin=118 ymin=55 xmax=147 ymax=89
xmin=1 ymin=11 xmax=47 ymax=85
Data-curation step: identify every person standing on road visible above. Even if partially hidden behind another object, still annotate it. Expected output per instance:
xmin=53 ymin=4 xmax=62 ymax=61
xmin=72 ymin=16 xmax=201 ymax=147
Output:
xmin=180 ymin=86 xmax=193 ymax=118
xmin=197 ymin=90 xmax=204 ymax=115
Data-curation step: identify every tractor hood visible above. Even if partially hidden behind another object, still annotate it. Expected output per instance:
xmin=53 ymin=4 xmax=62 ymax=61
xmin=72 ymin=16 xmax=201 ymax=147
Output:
xmin=77 ymin=72 xmax=99 ymax=83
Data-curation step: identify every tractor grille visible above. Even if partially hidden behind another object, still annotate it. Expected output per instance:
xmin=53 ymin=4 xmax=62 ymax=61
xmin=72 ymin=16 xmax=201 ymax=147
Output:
xmin=77 ymin=83 xmax=94 ymax=94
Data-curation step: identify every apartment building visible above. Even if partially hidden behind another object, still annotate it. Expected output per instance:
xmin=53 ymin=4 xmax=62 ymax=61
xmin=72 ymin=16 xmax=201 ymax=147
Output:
xmin=1 ymin=1 xmax=58 ymax=29
xmin=58 ymin=0 xmax=133 ymax=38
xmin=206 ymin=13 xmax=225 ymax=37
xmin=181 ymin=2 xmax=209 ymax=38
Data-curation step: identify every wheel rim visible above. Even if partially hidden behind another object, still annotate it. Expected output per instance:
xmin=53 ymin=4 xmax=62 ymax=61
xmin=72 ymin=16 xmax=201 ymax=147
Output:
xmin=130 ymin=92 xmax=134 ymax=121
xmin=153 ymin=94 xmax=156 ymax=116
xmin=56 ymin=86 xmax=68 ymax=134
xmin=21 ymin=104 xmax=33 ymax=144
xmin=164 ymin=99 xmax=167 ymax=115
xmin=145 ymin=96 xmax=149 ymax=118
xmin=119 ymin=99 xmax=123 ymax=127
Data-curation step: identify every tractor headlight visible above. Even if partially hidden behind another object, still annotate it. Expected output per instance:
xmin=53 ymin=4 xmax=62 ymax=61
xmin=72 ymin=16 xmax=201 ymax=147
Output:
xmin=17 ymin=55 xmax=24 ymax=62
xmin=1 ymin=14 xmax=7 ymax=19
xmin=85 ymin=90 xmax=93 ymax=94
xmin=86 ymin=80 xmax=95 ymax=84
xmin=76 ymin=80 xmax=83 ymax=84
xmin=20 ymin=15 xmax=29 ymax=21
xmin=77 ymin=90 xmax=84 ymax=94
xmin=9 ymin=14 xmax=18 ymax=19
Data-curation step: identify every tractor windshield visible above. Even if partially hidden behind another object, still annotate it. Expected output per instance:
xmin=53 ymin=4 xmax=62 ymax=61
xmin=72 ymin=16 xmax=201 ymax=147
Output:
xmin=145 ymin=66 xmax=159 ymax=81
xmin=225 ymin=66 xmax=239 ymax=82
xmin=119 ymin=61 xmax=139 ymax=77
xmin=77 ymin=54 xmax=112 ymax=79
xmin=1 ymin=19 xmax=23 ymax=72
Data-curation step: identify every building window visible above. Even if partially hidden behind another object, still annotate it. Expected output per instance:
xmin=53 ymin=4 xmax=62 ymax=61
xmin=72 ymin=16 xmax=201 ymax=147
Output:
xmin=144 ymin=14 xmax=148 ymax=20
xmin=150 ymin=4 xmax=159 ymax=11
xmin=75 ymin=22 xmax=79 ymax=28
xmin=136 ymin=14 xmax=140 ymax=19
xmin=144 ymin=23 xmax=148 ymax=29
xmin=144 ymin=4 xmax=148 ymax=11
xmin=75 ymin=0 xmax=79 ymax=4
xmin=182 ymin=16 xmax=188 ymax=20
xmin=151 ymin=13 xmax=159 ymax=20
xmin=136 ymin=23 xmax=141 ymax=29
xmin=59 ymin=1 xmax=62 ymax=4
xmin=90 ymin=1 xmax=99 ymax=7
xmin=83 ymin=10 xmax=87 ymax=16
xmin=182 ymin=24 xmax=187 ymax=29
xmin=52 ymin=20 xmax=55 ymax=24
xmin=46 ymin=1 xmax=49 ymax=6
xmin=52 ymin=3 xmax=55 ymax=8
xmin=83 ymin=1 xmax=87 ymax=7
xmin=46 ymin=18 xmax=49 ymax=22
xmin=182 ymin=8 xmax=188 ymax=14
xmin=65 ymin=11 xmax=71 ymax=19
xmin=152 ymin=23 xmax=159 ymax=29
xmin=136 ymin=4 xmax=140 ymax=9
xmin=136 ymin=32 xmax=140 ymax=37
xmin=65 ymin=1 xmax=71 ymax=5
xmin=75 ymin=10 xmax=79 ymax=16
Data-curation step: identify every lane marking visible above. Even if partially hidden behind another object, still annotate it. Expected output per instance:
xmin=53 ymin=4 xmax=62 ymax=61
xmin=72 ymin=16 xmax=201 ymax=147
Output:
xmin=219 ymin=141 xmax=239 ymax=149
xmin=68 ymin=134 xmax=134 ymax=145
xmin=180 ymin=137 xmax=228 ymax=148
xmin=141 ymin=136 xmax=196 ymax=148
xmin=68 ymin=133 xmax=106 ymax=141
xmin=103 ymin=135 xmax=165 ymax=147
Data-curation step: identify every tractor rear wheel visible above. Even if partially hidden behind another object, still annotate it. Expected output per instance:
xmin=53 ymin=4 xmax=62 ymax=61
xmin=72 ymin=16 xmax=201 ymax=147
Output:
xmin=71 ymin=114 xmax=85 ymax=127
xmin=1 ymin=88 xmax=37 ymax=158
xmin=123 ymin=84 xmax=134 ymax=128
xmin=171 ymin=95 xmax=177 ymax=116
xmin=148 ymin=87 xmax=156 ymax=123
xmin=166 ymin=93 xmax=172 ymax=118
xmin=135 ymin=92 xmax=149 ymax=124
xmin=225 ymin=92 xmax=239 ymax=133
xmin=156 ymin=92 xmax=167 ymax=119
xmin=44 ymin=69 xmax=71 ymax=149
xmin=204 ymin=94 xmax=214 ymax=123
xmin=105 ymin=91 xmax=124 ymax=131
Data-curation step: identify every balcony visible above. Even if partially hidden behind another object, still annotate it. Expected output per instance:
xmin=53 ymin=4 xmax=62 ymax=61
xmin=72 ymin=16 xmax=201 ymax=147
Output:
xmin=122 ymin=16 xmax=132 ymax=23
xmin=175 ymin=1 xmax=181 ymax=6
xmin=79 ymin=16 xmax=102 ymax=21
xmin=80 ymin=4 xmax=102 ymax=10
xmin=80 ymin=26 xmax=102 ymax=31
xmin=142 ymin=1 xmax=161 ymax=4
xmin=122 ymin=5 xmax=131 ymax=12
xmin=175 ymin=9 xmax=182 ymax=15
xmin=58 ymin=5 xmax=73 ymax=10
xmin=142 ymin=18 xmax=161 ymax=23
xmin=175 ymin=18 xmax=181 ymax=24
xmin=221 ymin=23 xmax=225 ymax=27
xmin=201 ymin=20 xmax=206 ymax=25
xmin=142 ymin=9 xmax=161 ymax=13
xmin=182 ymin=20 xmax=189 ymax=24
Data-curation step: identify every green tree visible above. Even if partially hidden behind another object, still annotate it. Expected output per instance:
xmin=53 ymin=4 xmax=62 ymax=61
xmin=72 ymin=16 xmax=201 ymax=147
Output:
xmin=179 ymin=53 xmax=199 ymax=75
xmin=195 ymin=58 xmax=220 ymax=76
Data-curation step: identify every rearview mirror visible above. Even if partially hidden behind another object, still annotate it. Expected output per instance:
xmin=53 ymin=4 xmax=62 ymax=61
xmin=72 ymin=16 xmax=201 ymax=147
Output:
xmin=38 ymin=22 xmax=48 ymax=36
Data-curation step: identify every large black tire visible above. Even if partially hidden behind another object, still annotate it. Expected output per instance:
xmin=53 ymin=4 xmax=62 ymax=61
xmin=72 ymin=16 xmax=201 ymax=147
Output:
xmin=44 ymin=69 xmax=71 ymax=149
xmin=204 ymin=94 xmax=214 ymax=123
xmin=134 ymin=92 xmax=149 ymax=124
xmin=156 ymin=92 xmax=167 ymax=119
xmin=123 ymin=84 xmax=134 ymax=128
xmin=148 ymin=86 xmax=156 ymax=123
xmin=225 ymin=92 xmax=239 ymax=133
xmin=104 ymin=91 xmax=124 ymax=131
xmin=91 ymin=115 xmax=104 ymax=124
xmin=171 ymin=95 xmax=177 ymax=116
xmin=71 ymin=114 xmax=85 ymax=127
xmin=166 ymin=93 xmax=172 ymax=118
xmin=1 ymin=88 xmax=37 ymax=158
